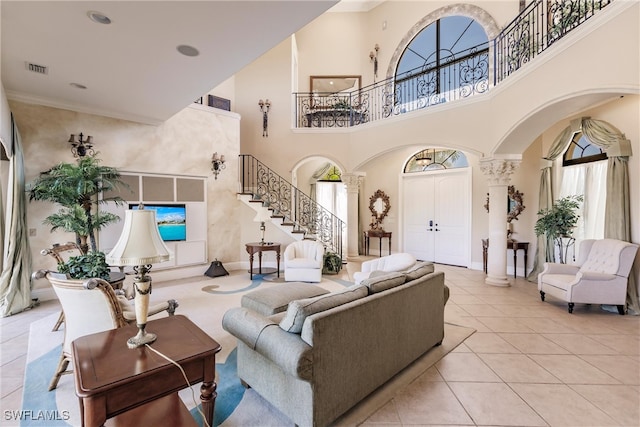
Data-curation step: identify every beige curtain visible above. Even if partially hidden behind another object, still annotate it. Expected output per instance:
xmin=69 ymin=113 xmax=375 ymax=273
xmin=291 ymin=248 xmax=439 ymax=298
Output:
xmin=528 ymin=126 xmax=573 ymax=281
xmin=0 ymin=115 xmax=34 ymax=316
xmin=581 ymin=118 xmax=637 ymax=313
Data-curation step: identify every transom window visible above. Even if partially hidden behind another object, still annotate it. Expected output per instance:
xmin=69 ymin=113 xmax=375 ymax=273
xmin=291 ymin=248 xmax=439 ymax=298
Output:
xmin=404 ymin=148 xmax=468 ymax=173
xmin=562 ymin=131 xmax=607 ymax=166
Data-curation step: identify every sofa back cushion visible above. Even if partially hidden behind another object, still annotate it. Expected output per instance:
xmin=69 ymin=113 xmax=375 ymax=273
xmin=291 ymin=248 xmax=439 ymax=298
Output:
xmin=279 ymin=285 xmax=368 ymax=333
xmin=360 ymin=271 xmax=406 ymax=294
xmin=404 ymin=261 xmax=435 ymax=282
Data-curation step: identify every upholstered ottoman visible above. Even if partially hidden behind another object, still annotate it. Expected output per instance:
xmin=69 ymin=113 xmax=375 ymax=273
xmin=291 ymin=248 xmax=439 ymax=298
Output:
xmin=241 ymin=282 xmax=330 ymax=316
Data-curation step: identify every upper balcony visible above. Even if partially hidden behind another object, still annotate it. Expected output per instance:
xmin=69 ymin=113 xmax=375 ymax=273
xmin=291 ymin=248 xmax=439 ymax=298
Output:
xmin=293 ymin=0 xmax=614 ymax=129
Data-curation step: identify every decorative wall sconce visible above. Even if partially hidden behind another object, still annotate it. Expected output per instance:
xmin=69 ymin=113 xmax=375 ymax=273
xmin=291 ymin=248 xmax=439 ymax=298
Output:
xmin=369 ymin=44 xmax=379 ymax=81
xmin=211 ymin=152 xmax=226 ymax=179
xmin=68 ymin=132 xmax=94 ymax=158
xmin=258 ymin=99 xmax=271 ymax=137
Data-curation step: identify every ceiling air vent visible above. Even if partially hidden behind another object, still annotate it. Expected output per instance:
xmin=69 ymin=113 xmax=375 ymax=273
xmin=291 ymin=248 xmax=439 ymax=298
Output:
xmin=25 ymin=62 xmax=48 ymax=75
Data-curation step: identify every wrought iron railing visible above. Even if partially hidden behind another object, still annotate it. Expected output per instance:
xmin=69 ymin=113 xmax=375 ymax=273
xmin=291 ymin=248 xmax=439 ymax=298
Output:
xmin=238 ymin=154 xmax=344 ymax=259
xmin=293 ymin=0 xmax=612 ymax=128
xmin=495 ymin=0 xmax=611 ymax=83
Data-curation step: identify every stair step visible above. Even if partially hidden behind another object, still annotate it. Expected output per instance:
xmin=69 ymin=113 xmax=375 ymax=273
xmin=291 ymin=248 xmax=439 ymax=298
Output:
xmin=281 ymin=222 xmax=295 ymax=227
xmin=292 ymin=230 xmax=305 ymax=234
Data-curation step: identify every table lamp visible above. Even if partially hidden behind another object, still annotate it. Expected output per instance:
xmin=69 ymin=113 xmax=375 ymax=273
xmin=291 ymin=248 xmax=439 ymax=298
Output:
xmin=106 ymin=206 xmax=171 ymax=348
xmin=253 ymin=208 xmax=272 ymax=244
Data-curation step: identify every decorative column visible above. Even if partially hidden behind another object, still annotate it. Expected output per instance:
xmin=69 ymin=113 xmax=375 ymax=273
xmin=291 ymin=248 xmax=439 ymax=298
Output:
xmin=480 ymin=157 xmax=521 ymax=287
xmin=343 ymin=173 xmax=364 ymax=260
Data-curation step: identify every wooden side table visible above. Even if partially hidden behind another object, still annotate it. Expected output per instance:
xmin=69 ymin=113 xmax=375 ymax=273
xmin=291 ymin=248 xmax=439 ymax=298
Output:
xmin=245 ymin=242 xmax=281 ymax=279
xmin=72 ymin=315 xmax=221 ymax=427
xmin=482 ymin=239 xmax=529 ymax=278
xmin=364 ymin=230 xmax=392 ymax=257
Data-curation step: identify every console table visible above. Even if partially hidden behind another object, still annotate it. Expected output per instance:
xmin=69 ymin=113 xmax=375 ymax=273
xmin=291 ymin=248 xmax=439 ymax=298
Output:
xmin=364 ymin=230 xmax=392 ymax=257
xmin=482 ymin=239 xmax=529 ymax=278
xmin=245 ymin=242 xmax=281 ymax=279
xmin=72 ymin=315 xmax=221 ymax=427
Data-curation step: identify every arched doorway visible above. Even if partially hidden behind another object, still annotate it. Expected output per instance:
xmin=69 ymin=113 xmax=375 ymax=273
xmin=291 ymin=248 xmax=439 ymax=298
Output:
xmin=401 ymin=148 xmax=471 ymax=266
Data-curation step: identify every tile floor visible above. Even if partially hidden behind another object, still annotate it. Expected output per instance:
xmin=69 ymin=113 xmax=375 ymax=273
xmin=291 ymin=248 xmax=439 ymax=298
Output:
xmin=1 ymin=262 xmax=639 ymax=426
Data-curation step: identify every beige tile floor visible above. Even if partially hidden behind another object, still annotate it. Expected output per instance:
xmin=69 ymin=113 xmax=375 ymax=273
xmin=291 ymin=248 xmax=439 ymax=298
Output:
xmin=1 ymin=262 xmax=639 ymax=426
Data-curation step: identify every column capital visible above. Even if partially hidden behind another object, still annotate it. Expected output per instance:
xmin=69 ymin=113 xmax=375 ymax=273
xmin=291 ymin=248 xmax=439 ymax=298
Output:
xmin=342 ymin=173 xmax=363 ymax=193
xmin=480 ymin=157 xmax=521 ymax=185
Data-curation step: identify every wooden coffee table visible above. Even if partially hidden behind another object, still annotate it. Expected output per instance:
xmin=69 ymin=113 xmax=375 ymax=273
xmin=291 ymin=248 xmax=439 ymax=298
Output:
xmin=72 ymin=315 xmax=221 ymax=427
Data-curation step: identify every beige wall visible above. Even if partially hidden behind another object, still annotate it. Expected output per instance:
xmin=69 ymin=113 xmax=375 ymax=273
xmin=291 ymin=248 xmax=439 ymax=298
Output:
xmin=10 ymin=101 xmax=241 ymax=291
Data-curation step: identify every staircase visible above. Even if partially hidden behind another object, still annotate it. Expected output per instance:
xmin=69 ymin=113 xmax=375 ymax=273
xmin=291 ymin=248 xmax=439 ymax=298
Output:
xmin=237 ymin=154 xmax=344 ymax=259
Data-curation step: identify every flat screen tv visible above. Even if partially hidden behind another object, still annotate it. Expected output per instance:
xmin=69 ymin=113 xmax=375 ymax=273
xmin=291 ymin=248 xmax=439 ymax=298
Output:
xmin=130 ymin=204 xmax=187 ymax=242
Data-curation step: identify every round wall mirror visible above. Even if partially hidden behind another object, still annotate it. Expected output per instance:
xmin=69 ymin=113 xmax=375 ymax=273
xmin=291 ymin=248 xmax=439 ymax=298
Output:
xmin=369 ymin=189 xmax=390 ymax=229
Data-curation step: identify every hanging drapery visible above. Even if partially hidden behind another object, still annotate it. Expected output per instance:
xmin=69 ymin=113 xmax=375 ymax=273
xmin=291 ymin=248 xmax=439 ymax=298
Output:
xmin=0 ymin=114 xmax=34 ymax=316
xmin=581 ymin=117 xmax=637 ymax=314
xmin=527 ymin=125 xmax=573 ymax=281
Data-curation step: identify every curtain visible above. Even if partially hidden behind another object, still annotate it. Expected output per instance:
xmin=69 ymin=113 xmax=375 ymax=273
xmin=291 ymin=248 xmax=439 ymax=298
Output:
xmin=528 ymin=126 xmax=573 ymax=281
xmin=0 ymin=115 xmax=33 ymax=316
xmin=559 ymin=161 xmax=607 ymax=245
xmin=582 ymin=118 xmax=637 ymax=314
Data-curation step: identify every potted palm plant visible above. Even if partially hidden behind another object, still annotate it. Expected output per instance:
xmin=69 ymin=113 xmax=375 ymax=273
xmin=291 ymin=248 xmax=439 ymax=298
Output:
xmin=534 ymin=194 xmax=583 ymax=263
xmin=28 ymin=154 xmax=127 ymax=254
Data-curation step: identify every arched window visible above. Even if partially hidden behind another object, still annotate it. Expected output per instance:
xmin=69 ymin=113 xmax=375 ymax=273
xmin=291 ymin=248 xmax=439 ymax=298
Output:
xmin=562 ymin=131 xmax=607 ymax=166
xmin=395 ymin=16 xmax=489 ymax=110
xmin=404 ymin=148 xmax=468 ymax=173
xmin=559 ymin=131 xmax=608 ymax=243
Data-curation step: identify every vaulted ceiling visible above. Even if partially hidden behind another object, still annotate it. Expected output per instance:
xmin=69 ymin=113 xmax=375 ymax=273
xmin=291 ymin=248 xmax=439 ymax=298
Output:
xmin=1 ymin=1 xmax=340 ymax=124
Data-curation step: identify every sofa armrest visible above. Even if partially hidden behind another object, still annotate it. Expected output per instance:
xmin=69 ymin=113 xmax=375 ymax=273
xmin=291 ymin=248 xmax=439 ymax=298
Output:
xmin=541 ymin=262 xmax=580 ymax=275
xmin=223 ymin=307 xmax=276 ymax=349
xmin=223 ymin=307 xmax=314 ymax=380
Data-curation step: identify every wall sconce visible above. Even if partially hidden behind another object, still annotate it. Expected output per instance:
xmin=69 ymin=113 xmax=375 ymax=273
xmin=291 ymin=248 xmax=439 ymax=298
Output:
xmin=68 ymin=132 xmax=94 ymax=158
xmin=211 ymin=152 xmax=226 ymax=179
xmin=369 ymin=44 xmax=379 ymax=81
xmin=258 ymin=99 xmax=271 ymax=137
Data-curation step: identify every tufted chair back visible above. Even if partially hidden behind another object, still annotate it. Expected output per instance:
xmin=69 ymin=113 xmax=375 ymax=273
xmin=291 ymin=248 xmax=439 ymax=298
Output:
xmin=578 ymin=239 xmax=638 ymax=277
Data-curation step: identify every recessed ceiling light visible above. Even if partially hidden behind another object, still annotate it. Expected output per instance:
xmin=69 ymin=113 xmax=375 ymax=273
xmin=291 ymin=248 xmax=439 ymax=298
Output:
xmin=177 ymin=45 xmax=199 ymax=57
xmin=70 ymin=83 xmax=87 ymax=89
xmin=87 ymin=11 xmax=111 ymax=25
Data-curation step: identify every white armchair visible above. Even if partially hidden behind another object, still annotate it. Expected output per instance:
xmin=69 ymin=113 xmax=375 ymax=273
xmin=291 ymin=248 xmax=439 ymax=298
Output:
xmin=353 ymin=253 xmax=416 ymax=285
xmin=284 ymin=240 xmax=325 ymax=282
xmin=538 ymin=239 xmax=639 ymax=314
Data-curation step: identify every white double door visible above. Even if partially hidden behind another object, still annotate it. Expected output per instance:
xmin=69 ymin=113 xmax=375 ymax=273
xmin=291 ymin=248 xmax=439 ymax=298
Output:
xmin=402 ymin=170 xmax=469 ymax=266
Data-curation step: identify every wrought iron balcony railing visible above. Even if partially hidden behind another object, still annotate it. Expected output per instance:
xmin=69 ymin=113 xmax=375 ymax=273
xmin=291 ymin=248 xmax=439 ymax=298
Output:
xmin=293 ymin=0 xmax=612 ymax=128
xmin=238 ymin=154 xmax=344 ymax=259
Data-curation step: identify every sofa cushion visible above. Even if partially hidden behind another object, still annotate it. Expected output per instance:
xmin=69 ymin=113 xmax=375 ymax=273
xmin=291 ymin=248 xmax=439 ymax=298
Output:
xmin=404 ymin=261 xmax=435 ymax=282
xmin=287 ymin=258 xmax=322 ymax=269
xmin=242 ymin=283 xmax=329 ymax=316
xmin=360 ymin=271 xmax=406 ymax=294
xmin=279 ymin=285 xmax=368 ymax=333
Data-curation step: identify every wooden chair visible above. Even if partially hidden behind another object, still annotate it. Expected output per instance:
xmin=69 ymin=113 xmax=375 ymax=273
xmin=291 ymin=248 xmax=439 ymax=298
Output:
xmin=41 ymin=243 xmax=84 ymax=331
xmin=32 ymin=270 xmax=178 ymax=391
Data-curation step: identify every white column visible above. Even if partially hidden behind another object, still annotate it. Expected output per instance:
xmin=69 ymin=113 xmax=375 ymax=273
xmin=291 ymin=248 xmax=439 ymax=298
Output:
xmin=480 ymin=157 xmax=521 ymax=287
xmin=343 ymin=173 xmax=363 ymax=259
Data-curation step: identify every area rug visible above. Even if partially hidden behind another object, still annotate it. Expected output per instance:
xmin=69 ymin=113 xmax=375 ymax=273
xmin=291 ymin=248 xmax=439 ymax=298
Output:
xmin=21 ymin=272 xmax=474 ymax=426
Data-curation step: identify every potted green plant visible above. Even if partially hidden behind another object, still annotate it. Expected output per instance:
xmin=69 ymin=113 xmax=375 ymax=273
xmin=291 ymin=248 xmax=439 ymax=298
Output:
xmin=56 ymin=251 xmax=111 ymax=280
xmin=534 ymin=194 xmax=583 ymax=263
xmin=322 ymin=251 xmax=343 ymax=274
xmin=28 ymin=154 xmax=127 ymax=254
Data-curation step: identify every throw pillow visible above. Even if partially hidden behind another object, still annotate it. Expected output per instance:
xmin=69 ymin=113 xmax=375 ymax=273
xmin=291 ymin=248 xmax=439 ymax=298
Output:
xmin=279 ymin=285 xmax=368 ymax=333
xmin=404 ymin=261 xmax=435 ymax=282
xmin=360 ymin=271 xmax=406 ymax=294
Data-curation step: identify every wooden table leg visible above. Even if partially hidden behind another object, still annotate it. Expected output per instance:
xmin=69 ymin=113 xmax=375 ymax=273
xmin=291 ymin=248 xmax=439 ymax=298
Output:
xmin=513 ymin=248 xmax=517 ymax=278
xmin=379 ymin=237 xmax=382 ymax=257
xmin=388 ymin=236 xmax=391 ymax=255
xmin=248 ymin=253 xmax=254 ymax=279
xmin=276 ymin=248 xmax=280 ymax=277
xmin=258 ymin=251 xmax=263 ymax=274
xmin=81 ymin=395 xmax=107 ymax=427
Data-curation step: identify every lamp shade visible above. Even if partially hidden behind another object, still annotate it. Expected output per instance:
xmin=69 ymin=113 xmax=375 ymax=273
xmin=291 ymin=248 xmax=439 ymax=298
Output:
xmin=106 ymin=209 xmax=172 ymax=266
xmin=253 ymin=208 xmax=272 ymax=223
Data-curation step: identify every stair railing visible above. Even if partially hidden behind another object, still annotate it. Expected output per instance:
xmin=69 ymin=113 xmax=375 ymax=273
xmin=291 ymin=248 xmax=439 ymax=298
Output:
xmin=238 ymin=154 xmax=344 ymax=259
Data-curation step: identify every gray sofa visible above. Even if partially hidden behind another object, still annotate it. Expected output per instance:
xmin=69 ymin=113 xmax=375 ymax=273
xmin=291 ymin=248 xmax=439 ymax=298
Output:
xmin=222 ymin=262 xmax=449 ymax=426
